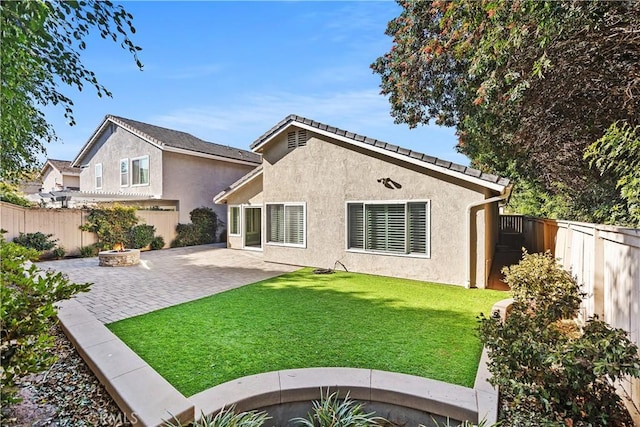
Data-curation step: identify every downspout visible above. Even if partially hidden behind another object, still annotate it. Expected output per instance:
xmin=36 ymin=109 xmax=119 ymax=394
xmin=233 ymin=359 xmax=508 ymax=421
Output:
xmin=465 ymin=185 xmax=513 ymax=289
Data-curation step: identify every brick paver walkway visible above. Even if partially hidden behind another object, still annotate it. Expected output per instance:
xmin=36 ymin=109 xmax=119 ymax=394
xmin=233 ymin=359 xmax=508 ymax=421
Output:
xmin=41 ymin=245 xmax=298 ymax=323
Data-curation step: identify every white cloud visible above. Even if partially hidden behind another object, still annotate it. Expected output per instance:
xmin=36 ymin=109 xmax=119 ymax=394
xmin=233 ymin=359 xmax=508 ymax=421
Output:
xmin=151 ymin=88 xmax=466 ymax=165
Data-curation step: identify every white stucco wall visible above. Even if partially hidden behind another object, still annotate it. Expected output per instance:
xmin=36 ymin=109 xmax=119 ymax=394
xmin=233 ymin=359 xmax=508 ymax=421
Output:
xmin=41 ymin=168 xmax=63 ymax=192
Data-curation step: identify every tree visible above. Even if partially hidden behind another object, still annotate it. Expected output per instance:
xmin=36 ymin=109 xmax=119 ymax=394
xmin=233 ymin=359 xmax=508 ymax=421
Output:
xmin=585 ymin=122 xmax=640 ymax=226
xmin=0 ymin=0 xmax=142 ymax=182
xmin=372 ymin=0 xmax=640 ymax=225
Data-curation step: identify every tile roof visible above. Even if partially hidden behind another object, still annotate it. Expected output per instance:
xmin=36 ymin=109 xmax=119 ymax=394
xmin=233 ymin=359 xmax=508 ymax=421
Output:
xmin=108 ymin=115 xmax=261 ymax=164
xmin=46 ymin=159 xmax=82 ymax=175
xmin=251 ymin=114 xmax=510 ymax=189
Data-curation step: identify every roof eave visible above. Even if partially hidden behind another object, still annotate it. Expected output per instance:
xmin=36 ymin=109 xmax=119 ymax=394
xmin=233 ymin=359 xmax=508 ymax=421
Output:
xmin=253 ymin=120 xmax=508 ymax=193
xmin=213 ymin=167 xmax=263 ymax=204
xmin=164 ymin=146 xmax=261 ymax=166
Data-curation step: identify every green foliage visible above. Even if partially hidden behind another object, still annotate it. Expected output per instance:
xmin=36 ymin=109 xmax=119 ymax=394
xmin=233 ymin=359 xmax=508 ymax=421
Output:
xmin=0 ymin=182 xmax=32 ymax=207
xmin=150 ymin=236 xmax=165 ymax=250
xmin=171 ymin=207 xmax=220 ymax=247
xmin=479 ymin=252 xmax=640 ymax=425
xmin=0 ymin=0 xmax=142 ymax=182
xmin=372 ymin=0 xmax=639 ymax=225
xmin=79 ymin=245 xmax=98 ymax=258
xmin=165 ymin=405 xmax=270 ymax=427
xmin=129 ymin=224 xmax=156 ymax=249
xmin=503 ymin=251 xmax=582 ymax=321
xmin=13 ymin=232 xmax=57 ymax=252
xmin=0 ymin=238 xmax=91 ymax=405
xmin=585 ymin=122 xmax=640 ymax=226
xmin=292 ymin=390 xmax=385 ymax=427
xmin=52 ymin=246 xmax=66 ymax=259
xmin=80 ymin=205 xmax=139 ymax=250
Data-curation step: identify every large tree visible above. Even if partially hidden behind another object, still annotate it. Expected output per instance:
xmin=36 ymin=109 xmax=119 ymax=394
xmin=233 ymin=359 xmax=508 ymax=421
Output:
xmin=0 ymin=0 xmax=142 ymax=181
xmin=372 ymin=0 xmax=640 ymax=225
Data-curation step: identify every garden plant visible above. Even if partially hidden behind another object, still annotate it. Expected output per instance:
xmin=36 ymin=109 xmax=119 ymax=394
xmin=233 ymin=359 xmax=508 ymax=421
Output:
xmin=0 ymin=236 xmax=91 ymax=408
xmin=478 ymin=251 xmax=640 ymax=425
xmin=171 ymin=207 xmax=221 ymax=247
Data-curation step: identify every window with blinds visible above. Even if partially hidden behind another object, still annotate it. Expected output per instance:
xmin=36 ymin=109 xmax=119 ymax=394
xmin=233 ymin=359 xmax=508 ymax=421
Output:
xmin=229 ymin=206 xmax=240 ymax=235
xmin=267 ymin=203 xmax=305 ymax=247
xmin=347 ymin=201 xmax=430 ymax=257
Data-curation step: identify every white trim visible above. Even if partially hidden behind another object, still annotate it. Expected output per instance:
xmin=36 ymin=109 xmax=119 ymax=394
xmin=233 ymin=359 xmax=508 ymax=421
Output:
xmin=95 ymin=163 xmax=103 ymax=190
xmin=242 ymin=205 xmax=263 ymax=251
xmin=73 ymin=116 xmax=260 ymax=168
xmin=345 ymin=199 xmax=431 ymax=259
xmin=131 ymin=155 xmax=150 ymax=187
xmin=228 ymin=205 xmax=241 ymax=236
xmin=265 ymin=202 xmax=306 ymax=248
xmin=213 ymin=167 xmax=263 ymax=204
xmin=73 ymin=119 xmax=112 ymax=166
xmin=119 ymin=158 xmax=129 ymax=187
xmin=253 ymin=122 xmax=506 ymax=193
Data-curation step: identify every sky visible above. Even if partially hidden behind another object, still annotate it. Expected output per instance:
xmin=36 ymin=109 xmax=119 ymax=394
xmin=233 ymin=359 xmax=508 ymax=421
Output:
xmin=43 ymin=1 xmax=468 ymax=166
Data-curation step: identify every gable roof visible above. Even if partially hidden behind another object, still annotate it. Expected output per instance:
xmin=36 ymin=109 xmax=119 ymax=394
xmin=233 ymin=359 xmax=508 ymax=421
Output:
xmin=42 ymin=159 xmax=82 ymax=176
xmin=72 ymin=115 xmax=261 ymax=167
xmin=213 ymin=165 xmax=263 ymax=204
xmin=251 ymin=114 xmax=510 ymax=193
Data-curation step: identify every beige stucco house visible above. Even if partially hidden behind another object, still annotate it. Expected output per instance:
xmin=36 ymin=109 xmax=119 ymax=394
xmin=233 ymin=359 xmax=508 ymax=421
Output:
xmin=72 ymin=115 xmax=261 ymax=224
xmin=40 ymin=159 xmax=81 ymax=192
xmin=215 ymin=115 xmax=512 ymax=288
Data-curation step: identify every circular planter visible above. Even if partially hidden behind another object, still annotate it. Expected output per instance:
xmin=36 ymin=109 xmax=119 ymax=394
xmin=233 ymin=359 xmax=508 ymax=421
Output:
xmin=98 ymin=249 xmax=140 ymax=267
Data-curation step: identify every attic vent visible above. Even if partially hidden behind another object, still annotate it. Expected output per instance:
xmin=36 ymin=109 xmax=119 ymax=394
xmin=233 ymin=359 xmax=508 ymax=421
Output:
xmin=287 ymin=129 xmax=309 ymax=150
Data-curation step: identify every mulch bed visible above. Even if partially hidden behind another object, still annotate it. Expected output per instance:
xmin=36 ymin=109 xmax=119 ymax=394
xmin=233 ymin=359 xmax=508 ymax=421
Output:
xmin=2 ymin=325 xmax=131 ymax=427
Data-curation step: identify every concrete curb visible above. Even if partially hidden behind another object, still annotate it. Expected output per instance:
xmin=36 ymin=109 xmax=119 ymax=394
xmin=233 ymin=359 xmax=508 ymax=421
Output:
xmin=57 ymin=299 xmax=194 ymax=426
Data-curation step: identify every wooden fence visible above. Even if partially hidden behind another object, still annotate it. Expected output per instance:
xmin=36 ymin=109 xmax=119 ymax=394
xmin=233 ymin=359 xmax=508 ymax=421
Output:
xmin=522 ymin=217 xmax=640 ymax=408
xmin=0 ymin=202 xmax=178 ymax=255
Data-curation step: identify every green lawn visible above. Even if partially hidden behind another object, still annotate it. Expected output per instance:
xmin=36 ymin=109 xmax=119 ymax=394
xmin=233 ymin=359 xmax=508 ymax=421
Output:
xmin=107 ymin=269 xmax=506 ymax=397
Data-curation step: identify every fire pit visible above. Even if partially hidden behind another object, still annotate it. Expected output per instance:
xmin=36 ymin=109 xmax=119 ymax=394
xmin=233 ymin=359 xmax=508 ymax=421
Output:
xmin=98 ymin=244 xmax=140 ymax=267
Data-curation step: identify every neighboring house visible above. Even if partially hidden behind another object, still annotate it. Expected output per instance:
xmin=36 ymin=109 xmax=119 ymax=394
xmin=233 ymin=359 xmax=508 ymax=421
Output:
xmin=40 ymin=159 xmax=81 ymax=192
xmin=71 ymin=115 xmax=261 ymax=224
xmin=215 ymin=115 xmax=512 ymax=288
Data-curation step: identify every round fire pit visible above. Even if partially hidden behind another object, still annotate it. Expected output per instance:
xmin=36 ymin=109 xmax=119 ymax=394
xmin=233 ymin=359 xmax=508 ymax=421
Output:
xmin=98 ymin=249 xmax=140 ymax=267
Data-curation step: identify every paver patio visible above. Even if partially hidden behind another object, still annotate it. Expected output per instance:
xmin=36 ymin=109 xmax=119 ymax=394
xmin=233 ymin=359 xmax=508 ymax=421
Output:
xmin=41 ymin=245 xmax=298 ymax=323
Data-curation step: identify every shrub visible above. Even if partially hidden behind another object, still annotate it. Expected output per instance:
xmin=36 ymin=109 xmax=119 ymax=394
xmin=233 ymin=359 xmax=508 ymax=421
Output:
xmin=13 ymin=232 xmax=57 ymax=252
xmin=171 ymin=207 xmax=220 ymax=247
xmin=52 ymin=246 xmax=66 ymax=259
xmin=150 ymin=236 xmax=165 ymax=250
xmin=479 ymin=251 xmax=640 ymax=425
xmin=503 ymin=250 xmax=583 ymax=321
xmin=0 ymin=182 xmax=32 ymax=207
xmin=171 ymin=223 xmax=200 ymax=248
xmin=165 ymin=405 xmax=270 ymax=427
xmin=0 ymin=237 xmax=91 ymax=405
xmin=79 ymin=245 xmax=98 ymax=258
xmin=80 ymin=205 xmax=139 ymax=249
xmin=292 ymin=389 xmax=386 ymax=427
xmin=129 ymin=224 xmax=156 ymax=249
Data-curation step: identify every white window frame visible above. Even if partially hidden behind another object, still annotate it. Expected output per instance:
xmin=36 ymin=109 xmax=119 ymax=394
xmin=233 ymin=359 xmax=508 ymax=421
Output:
xmin=95 ymin=163 xmax=103 ymax=189
xmin=131 ymin=155 xmax=150 ymax=186
xmin=120 ymin=158 xmax=129 ymax=187
xmin=265 ymin=202 xmax=306 ymax=248
xmin=345 ymin=200 xmax=431 ymax=258
xmin=228 ymin=205 xmax=241 ymax=236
